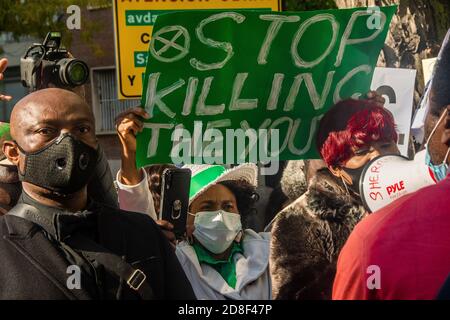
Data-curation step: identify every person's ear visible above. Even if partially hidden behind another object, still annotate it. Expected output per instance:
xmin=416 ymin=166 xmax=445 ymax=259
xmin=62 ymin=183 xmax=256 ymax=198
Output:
xmin=2 ymin=140 xmax=20 ymax=166
xmin=328 ymin=165 xmax=342 ymax=178
xmin=329 ymin=165 xmax=352 ymax=185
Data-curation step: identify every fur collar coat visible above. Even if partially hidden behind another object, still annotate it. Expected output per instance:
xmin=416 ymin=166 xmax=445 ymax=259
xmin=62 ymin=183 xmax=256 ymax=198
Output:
xmin=269 ymin=168 xmax=366 ymax=300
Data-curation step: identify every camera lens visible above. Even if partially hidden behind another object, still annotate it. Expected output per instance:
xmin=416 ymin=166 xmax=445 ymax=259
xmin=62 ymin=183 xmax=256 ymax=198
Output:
xmin=57 ymin=58 xmax=89 ymax=86
xmin=69 ymin=62 xmax=87 ymax=83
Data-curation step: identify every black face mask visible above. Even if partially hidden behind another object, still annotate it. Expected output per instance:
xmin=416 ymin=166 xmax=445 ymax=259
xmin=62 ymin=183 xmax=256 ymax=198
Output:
xmin=16 ymin=133 xmax=98 ymax=195
xmin=341 ymin=166 xmax=365 ymax=195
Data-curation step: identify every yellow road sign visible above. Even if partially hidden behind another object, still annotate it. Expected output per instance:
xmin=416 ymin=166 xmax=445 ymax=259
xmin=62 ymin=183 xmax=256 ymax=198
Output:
xmin=113 ymin=0 xmax=281 ymax=99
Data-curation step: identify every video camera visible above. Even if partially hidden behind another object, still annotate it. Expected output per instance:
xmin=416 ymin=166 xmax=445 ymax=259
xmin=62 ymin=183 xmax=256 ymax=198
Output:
xmin=20 ymin=32 xmax=89 ymax=91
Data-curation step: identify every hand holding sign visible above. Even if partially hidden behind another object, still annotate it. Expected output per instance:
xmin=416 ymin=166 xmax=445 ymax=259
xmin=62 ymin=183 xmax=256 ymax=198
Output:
xmin=366 ymin=90 xmax=386 ymax=107
xmin=116 ymin=107 xmax=150 ymax=153
xmin=115 ymin=107 xmax=150 ymax=185
xmin=0 ymin=59 xmax=12 ymax=101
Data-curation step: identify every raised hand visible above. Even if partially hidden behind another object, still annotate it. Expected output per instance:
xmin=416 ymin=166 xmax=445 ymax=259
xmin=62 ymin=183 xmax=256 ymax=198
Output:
xmin=0 ymin=59 xmax=12 ymax=102
xmin=115 ymin=106 xmax=150 ymax=185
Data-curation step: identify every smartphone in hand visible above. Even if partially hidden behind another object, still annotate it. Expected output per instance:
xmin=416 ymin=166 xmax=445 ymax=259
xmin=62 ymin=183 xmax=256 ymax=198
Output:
xmin=159 ymin=168 xmax=191 ymax=239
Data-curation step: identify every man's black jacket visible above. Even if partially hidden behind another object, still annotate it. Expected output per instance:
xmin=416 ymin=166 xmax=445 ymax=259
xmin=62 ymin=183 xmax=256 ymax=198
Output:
xmin=0 ymin=202 xmax=196 ymax=300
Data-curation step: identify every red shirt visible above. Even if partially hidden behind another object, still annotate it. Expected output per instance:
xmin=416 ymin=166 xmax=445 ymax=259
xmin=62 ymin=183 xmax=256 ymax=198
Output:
xmin=333 ymin=176 xmax=450 ymax=300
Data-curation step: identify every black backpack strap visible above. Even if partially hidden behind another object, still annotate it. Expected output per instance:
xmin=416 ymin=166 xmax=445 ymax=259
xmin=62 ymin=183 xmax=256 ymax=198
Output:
xmin=63 ymin=234 xmax=154 ymax=300
xmin=7 ymin=203 xmax=55 ymax=233
xmin=7 ymin=203 xmax=154 ymax=300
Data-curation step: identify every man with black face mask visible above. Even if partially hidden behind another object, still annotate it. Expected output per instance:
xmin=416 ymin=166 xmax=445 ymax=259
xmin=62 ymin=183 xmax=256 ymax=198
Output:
xmin=0 ymin=88 xmax=195 ymax=300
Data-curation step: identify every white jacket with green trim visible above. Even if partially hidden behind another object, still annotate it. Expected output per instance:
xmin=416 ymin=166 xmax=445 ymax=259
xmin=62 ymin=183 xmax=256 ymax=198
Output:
xmin=176 ymin=229 xmax=271 ymax=300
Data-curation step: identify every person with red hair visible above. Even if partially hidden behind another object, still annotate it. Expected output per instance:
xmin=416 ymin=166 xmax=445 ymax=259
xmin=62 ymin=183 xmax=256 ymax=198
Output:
xmin=269 ymin=93 xmax=400 ymax=300
xmin=317 ymin=98 xmax=399 ymax=194
xmin=333 ymin=29 xmax=450 ymax=300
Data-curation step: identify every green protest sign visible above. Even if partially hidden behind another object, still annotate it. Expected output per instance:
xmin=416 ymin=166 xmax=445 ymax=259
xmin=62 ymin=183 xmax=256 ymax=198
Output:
xmin=137 ymin=6 xmax=396 ymax=168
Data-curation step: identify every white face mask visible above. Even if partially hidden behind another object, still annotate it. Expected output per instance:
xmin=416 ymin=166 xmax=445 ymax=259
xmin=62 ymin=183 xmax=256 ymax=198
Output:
xmin=190 ymin=210 xmax=242 ymax=254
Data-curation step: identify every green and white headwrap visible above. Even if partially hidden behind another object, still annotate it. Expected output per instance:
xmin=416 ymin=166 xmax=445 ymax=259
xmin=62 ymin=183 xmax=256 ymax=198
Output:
xmin=183 ymin=163 xmax=258 ymax=205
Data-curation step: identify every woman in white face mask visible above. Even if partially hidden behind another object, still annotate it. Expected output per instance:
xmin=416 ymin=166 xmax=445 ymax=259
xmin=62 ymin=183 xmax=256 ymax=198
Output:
xmin=174 ymin=163 xmax=272 ymax=300
xmin=113 ymin=108 xmax=271 ymax=299
xmin=187 ymin=182 xmax=243 ymax=258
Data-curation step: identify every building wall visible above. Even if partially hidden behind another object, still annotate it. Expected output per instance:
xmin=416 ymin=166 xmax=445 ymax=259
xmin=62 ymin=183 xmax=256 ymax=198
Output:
xmin=68 ymin=6 xmax=123 ymax=173
xmin=68 ymin=6 xmax=116 ymax=107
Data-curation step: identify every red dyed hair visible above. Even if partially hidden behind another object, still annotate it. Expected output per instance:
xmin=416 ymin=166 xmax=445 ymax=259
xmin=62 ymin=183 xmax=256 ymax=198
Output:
xmin=317 ymin=99 xmax=398 ymax=167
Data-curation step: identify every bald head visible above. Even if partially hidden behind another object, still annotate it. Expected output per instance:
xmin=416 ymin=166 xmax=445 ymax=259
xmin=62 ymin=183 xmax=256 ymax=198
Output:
xmin=10 ymin=88 xmax=94 ymax=141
